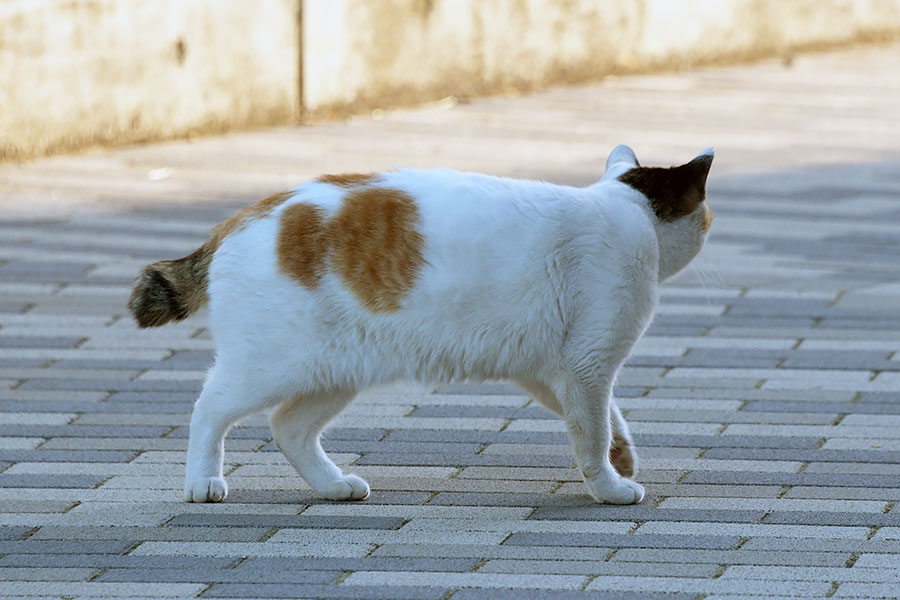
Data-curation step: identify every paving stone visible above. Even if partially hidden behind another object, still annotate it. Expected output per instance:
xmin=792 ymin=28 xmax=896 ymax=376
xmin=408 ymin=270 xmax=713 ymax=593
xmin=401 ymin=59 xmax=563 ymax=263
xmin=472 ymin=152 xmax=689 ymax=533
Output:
xmin=0 ymin=554 xmax=239 ymax=569
xmin=0 ymin=581 xmax=207 ymax=597
xmin=164 ymin=514 xmax=406 ymax=529
xmin=683 ymin=471 xmax=900 ymax=487
xmin=202 ymin=583 xmax=451 ymax=599
xmin=610 ymin=548 xmax=850 ymax=567
xmin=28 ymin=526 xmax=273 ymax=542
xmin=0 ymin=566 xmax=98 ymax=581
xmin=342 ymin=571 xmax=587 ymax=589
xmin=0 ymin=540 xmax=137 ymax=554
xmin=0 ymin=474 xmax=107 ymax=488
xmin=234 ymin=556 xmax=481 ymax=573
xmin=0 ymin=450 xmax=138 ymax=463
xmin=96 ymin=567 xmax=344 ymax=584
xmin=453 ymin=592 xmax=698 ymax=600
xmin=503 ymin=533 xmax=742 ymax=549
xmin=0 ymin=526 xmax=34 ymax=540
xmin=477 ymin=559 xmax=719 ymax=577
xmin=584 ymin=576 xmax=832 ymax=596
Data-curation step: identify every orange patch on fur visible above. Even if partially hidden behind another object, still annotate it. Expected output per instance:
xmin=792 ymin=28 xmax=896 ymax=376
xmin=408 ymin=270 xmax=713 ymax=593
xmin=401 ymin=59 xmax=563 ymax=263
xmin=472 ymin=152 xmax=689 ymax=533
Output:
xmin=315 ymin=173 xmax=377 ymax=188
xmin=329 ymin=187 xmax=424 ymax=312
xmin=277 ymin=203 xmax=329 ymax=288
xmin=701 ymin=204 xmax=714 ymax=233
xmin=212 ymin=190 xmax=295 ymax=245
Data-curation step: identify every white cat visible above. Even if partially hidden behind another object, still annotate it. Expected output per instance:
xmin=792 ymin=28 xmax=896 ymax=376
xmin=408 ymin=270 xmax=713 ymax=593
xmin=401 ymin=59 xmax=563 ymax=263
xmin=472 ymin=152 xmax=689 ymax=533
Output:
xmin=129 ymin=144 xmax=714 ymax=505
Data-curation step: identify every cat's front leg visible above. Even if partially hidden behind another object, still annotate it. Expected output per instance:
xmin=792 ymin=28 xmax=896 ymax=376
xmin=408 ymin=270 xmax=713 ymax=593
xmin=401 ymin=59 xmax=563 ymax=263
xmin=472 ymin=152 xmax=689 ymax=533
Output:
xmin=555 ymin=373 xmax=644 ymax=504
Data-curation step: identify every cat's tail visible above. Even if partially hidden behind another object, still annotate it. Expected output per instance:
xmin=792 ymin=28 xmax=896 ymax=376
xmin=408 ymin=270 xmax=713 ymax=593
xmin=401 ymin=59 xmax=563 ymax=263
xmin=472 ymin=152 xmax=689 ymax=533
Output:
xmin=128 ymin=242 xmax=213 ymax=328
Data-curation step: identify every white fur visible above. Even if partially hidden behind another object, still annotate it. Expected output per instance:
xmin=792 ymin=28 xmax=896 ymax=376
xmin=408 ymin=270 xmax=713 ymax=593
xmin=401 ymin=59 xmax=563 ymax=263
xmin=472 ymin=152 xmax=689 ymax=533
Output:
xmin=183 ymin=146 xmax=710 ymax=505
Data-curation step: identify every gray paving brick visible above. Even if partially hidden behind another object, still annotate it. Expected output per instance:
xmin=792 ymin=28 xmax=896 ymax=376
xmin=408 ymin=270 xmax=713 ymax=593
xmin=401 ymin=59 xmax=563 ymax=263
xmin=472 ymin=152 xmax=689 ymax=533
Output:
xmin=0 ymin=566 xmax=98 ymax=581
xmin=503 ymin=533 xmax=742 ymax=549
xmin=0 ymin=554 xmax=238 ymax=569
xmin=633 ymin=434 xmax=824 ymax=449
xmin=354 ymin=453 xmax=574 ymax=468
xmin=453 ymin=591 xmax=699 ymax=600
xmin=0 ymin=358 xmax=48 ymax=368
xmin=743 ymin=400 xmax=900 ymax=414
xmin=683 ymin=471 xmax=900 ymax=487
xmin=29 ymin=526 xmax=273 ymax=542
xmin=478 ymin=559 xmax=719 ymax=577
xmin=0 ymin=540 xmax=137 ymax=554
xmin=236 ymin=556 xmax=480 ymax=573
xmin=202 ymin=583 xmax=451 ymax=599
xmin=531 ymin=506 xmax=765 ymax=523
xmin=224 ymin=490 xmax=432 ymax=505
xmin=763 ymin=512 xmax=900 ymax=527
xmin=0 ymin=526 xmax=34 ymax=540
xmin=164 ymin=514 xmax=406 ymax=529
xmin=0 ymin=424 xmax=172 ymax=438
xmin=17 ymin=378 xmax=202 ymax=392
xmin=741 ymin=538 xmax=900 ymax=553
xmin=0 ymin=336 xmax=84 ymax=348
xmin=611 ymin=548 xmax=851 ymax=566
xmin=0 ymin=474 xmax=106 ymax=488
xmin=97 ymin=567 xmax=343 ymax=584
xmin=702 ymin=448 xmax=900 ymax=463
xmin=0 ymin=450 xmax=138 ymax=463
xmin=373 ymin=543 xmax=614 ymax=561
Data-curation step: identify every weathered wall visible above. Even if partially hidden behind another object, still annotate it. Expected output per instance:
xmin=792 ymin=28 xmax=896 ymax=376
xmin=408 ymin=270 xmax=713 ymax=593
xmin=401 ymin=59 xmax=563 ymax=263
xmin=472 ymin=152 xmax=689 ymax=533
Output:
xmin=1 ymin=0 xmax=298 ymax=160
xmin=3 ymin=0 xmax=900 ymax=160
xmin=303 ymin=0 xmax=900 ymax=113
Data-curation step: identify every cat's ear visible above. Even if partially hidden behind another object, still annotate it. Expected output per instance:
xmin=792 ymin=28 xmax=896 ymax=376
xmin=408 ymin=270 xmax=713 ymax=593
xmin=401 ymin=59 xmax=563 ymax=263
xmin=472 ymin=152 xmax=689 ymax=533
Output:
xmin=605 ymin=144 xmax=639 ymax=171
xmin=619 ymin=148 xmax=714 ymax=221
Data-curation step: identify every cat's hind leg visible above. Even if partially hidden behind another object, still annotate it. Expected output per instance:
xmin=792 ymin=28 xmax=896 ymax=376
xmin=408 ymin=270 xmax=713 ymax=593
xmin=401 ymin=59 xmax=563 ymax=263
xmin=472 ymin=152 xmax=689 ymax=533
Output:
xmin=185 ymin=363 xmax=274 ymax=502
xmin=610 ymin=399 xmax=638 ymax=479
xmin=270 ymin=390 xmax=369 ymax=501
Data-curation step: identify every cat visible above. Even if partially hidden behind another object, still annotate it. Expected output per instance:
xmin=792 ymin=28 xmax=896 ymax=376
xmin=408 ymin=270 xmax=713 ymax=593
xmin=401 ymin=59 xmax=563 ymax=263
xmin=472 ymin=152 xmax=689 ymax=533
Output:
xmin=128 ymin=144 xmax=714 ymax=505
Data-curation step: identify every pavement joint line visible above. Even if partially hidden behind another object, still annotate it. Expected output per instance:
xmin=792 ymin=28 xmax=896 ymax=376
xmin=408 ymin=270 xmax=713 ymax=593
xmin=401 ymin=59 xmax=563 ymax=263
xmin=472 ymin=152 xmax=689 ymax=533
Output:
xmin=603 ymin=549 xmax=619 ymax=562
xmin=796 ymin=462 xmax=809 ymax=473
xmin=580 ymin=574 xmax=598 ymax=591
xmin=866 ymin=526 xmax=881 ymax=540
xmin=883 ymin=501 xmax=895 ymax=514
xmin=712 ymin=564 xmax=728 ymax=578
xmin=831 ymin=414 xmax=846 ymax=426
xmin=845 ymin=552 xmax=859 ymax=568
xmin=547 ymin=481 xmax=565 ymax=494
xmin=627 ymin=522 xmax=643 ymax=534
xmin=825 ymin=581 xmax=840 ymax=597
xmin=776 ymin=485 xmax=792 ymax=499
xmin=734 ymin=537 xmax=751 ymax=550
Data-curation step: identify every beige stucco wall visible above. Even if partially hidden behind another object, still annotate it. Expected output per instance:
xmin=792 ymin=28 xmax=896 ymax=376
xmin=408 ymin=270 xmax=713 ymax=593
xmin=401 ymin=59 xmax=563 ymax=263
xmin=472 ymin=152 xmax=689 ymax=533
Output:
xmin=1 ymin=0 xmax=298 ymax=160
xmin=3 ymin=0 xmax=900 ymax=160
xmin=303 ymin=0 xmax=900 ymax=112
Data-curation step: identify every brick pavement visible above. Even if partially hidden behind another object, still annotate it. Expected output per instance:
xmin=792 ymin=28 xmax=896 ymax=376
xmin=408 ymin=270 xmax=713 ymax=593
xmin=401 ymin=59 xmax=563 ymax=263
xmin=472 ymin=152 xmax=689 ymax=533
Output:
xmin=0 ymin=44 xmax=899 ymax=598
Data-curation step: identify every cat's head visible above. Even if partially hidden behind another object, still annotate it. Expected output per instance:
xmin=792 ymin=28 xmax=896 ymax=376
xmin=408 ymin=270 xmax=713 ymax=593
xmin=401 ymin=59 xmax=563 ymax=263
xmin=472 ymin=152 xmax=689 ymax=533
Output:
xmin=606 ymin=145 xmax=714 ymax=281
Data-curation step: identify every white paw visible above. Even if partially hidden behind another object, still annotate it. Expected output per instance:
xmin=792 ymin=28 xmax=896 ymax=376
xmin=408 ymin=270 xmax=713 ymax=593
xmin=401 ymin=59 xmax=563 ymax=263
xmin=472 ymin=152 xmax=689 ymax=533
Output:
xmin=585 ymin=475 xmax=644 ymax=505
xmin=185 ymin=476 xmax=228 ymax=503
xmin=319 ymin=474 xmax=370 ymax=501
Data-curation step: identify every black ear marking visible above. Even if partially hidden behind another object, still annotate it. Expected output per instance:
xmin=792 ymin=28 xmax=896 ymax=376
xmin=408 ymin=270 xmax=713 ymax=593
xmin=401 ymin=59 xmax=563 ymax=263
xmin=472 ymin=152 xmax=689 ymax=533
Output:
xmin=619 ymin=152 xmax=714 ymax=222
